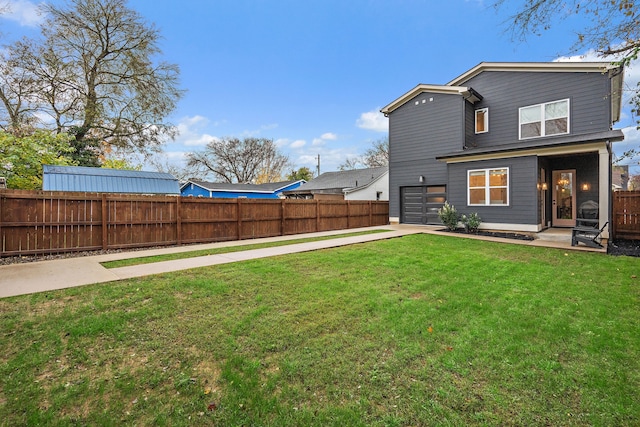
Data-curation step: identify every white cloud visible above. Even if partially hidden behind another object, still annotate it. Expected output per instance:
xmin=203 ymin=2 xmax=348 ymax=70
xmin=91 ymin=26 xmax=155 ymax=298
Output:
xmin=174 ymin=115 xmax=218 ymax=147
xmin=1 ymin=0 xmax=44 ymax=27
xmin=242 ymin=123 xmax=279 ymax=137
xmin=274 ymin=138 xmax=290 ymax=147
xmin=356 ymin=109 xmax=388 ymax=132
xmin=290 ymin=139 xmax=306 ymax=148
xmin=312 ymin=132 xmax=339 ymax=146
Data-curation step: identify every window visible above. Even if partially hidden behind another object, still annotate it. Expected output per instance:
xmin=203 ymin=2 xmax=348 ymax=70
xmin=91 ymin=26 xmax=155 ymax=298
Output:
xmin=468 ymin=168 xmax=509 ymax=206
xmin=519 ymin=99 xmax=569 ymax=139
xmin=475 ymin=108 xmax=488 ymax=134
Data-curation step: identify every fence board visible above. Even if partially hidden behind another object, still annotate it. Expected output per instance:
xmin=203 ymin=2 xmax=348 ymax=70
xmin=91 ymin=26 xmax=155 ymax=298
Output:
xmin=0 ymin=190 xmax=389 ymax=256
xmin=613 ymin=191 xmax=640 ymax=240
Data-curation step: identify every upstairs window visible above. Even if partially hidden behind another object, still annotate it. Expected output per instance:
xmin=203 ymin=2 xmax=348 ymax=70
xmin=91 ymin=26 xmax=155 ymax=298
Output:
xmin=519 ymin=99 xmax=569 ymax=139
xmin=468 ymin=168 xmax=509 ymax=206
xmin=475 ymin=108 xmax=488 ymax=134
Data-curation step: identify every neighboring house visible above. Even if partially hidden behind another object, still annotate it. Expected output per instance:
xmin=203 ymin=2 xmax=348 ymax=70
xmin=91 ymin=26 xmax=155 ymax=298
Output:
xmin=42 ymin=165 xmax=180 ymax=195
xmin=381 ymin=62 xmax=624 ymax=238
xmin=283 ymin=166 xmax=389 ymax=201
xmin=612 ymin=165 xmax=629 ymax=191
xmin=180 ymin=180 xmax=305 ymax=199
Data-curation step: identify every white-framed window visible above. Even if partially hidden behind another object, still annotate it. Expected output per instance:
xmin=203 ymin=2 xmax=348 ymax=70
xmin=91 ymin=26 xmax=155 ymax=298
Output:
xmin=475 ymin=108 xmax=488 ymax=134
xmin=519 ymin=99 xmax=569 ymax=139
xmin=468 ymin=167 xmax=509 ymax=206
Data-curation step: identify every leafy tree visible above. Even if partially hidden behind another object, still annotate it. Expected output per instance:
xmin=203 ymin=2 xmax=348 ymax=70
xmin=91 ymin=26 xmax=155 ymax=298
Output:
xmin=286 ymin=167 xmax=314 ymax=181
xmin=0 ymin=130 xmax=75 ymax=189
xmin=0 ymin=0 xmax=183 ymax=165
xmin=101 ymin=158 xmax=142 ymax=171
xmin=186 ymin=137 xmax=290 ymax=183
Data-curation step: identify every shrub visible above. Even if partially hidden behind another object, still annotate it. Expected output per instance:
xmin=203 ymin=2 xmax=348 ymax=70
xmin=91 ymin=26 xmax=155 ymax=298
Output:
xmin=438 ymin=201 xmax=460 ymax=231
xmin=461 ymin=212 xmax=482 ymax=233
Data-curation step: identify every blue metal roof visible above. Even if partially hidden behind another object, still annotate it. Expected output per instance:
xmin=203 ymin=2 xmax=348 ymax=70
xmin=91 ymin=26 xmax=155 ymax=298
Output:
xmin=42 ymin=165 xmax=180 ymax=194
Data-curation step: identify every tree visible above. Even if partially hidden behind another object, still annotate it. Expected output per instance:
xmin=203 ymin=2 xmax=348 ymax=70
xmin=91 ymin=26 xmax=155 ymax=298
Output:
xmin=0 ymin=130 xmax=75 ymax=189
xmin=362 ymin=136 xmax=389 ymax=167
xmin=286 ymin=167 xmax=314 ymax=181
xmin=0 ymin=0 xmax=183 ymax=165
xmin=338 ymin=136 xmax=389 ymax=170
xmin=186 ymin=137 xmax=290 ymax=183
xmin=338 ymin=157 xmax=364 ymax=171
xmin=494 ymin=0 xmax=639 ymax=119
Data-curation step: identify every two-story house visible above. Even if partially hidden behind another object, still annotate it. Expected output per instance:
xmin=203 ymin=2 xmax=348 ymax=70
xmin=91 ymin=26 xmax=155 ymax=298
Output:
xmin=381 ymin=62 xmax=624 ymax=238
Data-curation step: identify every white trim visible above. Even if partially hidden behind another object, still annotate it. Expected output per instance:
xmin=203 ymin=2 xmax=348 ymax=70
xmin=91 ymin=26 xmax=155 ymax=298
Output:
xmin=475 ymin=108 xmax=488 ymax=134
xmin=598 ymin=147 xmax=610 ymax=239
xmin=381 ymin=84 xmax=480 ymax=115
xmin=441 ymin=142 xmax=608 ymax=164
xmin=467 ymin=167 xmax=510 ymax=206
xmin=447 ymin=62 xmax=619 ymax=86
xmin=519 ymin=99 xmax=570 ymax=140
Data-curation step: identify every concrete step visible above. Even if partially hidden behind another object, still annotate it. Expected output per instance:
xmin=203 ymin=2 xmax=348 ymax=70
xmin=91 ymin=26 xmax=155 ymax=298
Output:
xmin=535 ymin=228 xmax=572 ymax=243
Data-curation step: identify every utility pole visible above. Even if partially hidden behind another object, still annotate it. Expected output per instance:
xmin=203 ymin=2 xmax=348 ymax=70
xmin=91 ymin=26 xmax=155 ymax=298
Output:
xmin=316 ymin=154 xmax=320 ymax=177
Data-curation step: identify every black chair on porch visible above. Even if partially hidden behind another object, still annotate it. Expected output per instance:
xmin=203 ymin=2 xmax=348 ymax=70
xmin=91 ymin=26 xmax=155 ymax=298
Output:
xmin=571 ymin=200 xmax=608 ymax=248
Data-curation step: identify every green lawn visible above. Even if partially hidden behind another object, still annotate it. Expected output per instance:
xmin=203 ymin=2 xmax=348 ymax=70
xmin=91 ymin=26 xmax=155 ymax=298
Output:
xmin=1 ymin=234 xmax=638 ymax=426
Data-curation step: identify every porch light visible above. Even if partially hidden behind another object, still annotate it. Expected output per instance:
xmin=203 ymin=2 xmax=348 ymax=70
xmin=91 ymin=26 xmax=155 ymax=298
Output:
xmin=541 ymin=182 xmax=548 ymax=191
xmin=419 ymin=175 xmax=425 ymax=183
xmin=581 ymin=182 xmax=591 ymax=191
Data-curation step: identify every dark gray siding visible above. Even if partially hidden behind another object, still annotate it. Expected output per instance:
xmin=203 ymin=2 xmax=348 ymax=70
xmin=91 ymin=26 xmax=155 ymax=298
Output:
xmin=465 ymin=101 xmax=475 ymax=147
xmin=466 ymin=71 xmax=612 ymax=148
xmin=447 ymin=156 xmax=538 ymax=225
xmin=389 ymin=92 xmax=464 ymax=217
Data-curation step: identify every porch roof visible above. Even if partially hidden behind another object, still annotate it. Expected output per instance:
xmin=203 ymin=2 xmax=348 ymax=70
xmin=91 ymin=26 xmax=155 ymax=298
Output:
xmin=436 ymin=129 xmax=624 ymax=161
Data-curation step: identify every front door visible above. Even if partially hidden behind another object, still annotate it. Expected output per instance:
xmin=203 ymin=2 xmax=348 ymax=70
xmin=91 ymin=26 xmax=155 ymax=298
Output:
xmin=552 ymin=170 xmax=576 ymax=227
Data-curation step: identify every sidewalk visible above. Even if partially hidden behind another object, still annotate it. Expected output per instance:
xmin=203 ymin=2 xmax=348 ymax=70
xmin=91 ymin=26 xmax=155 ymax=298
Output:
xmin=0 ymin=224 xmax=604 ymax=298
xmin=0 ymin=226 xmax=424 ymax=298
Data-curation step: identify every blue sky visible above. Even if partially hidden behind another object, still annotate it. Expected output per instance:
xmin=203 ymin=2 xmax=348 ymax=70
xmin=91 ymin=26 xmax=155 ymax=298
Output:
xmin=1 ymin=0 xmax=639 ymax=176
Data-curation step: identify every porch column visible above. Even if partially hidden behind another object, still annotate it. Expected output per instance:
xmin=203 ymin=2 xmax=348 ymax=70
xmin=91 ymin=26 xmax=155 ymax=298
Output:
xmin=598 ymin=147 xmax=610 ymax=239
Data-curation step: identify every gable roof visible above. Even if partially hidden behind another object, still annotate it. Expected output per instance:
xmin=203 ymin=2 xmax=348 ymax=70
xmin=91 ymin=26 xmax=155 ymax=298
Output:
xmin=382 ymin=61 xmax=624 ymax=122
xmin=380 ymin=85 xmax=482 ymax=115
xmin=446 ymin=61 xmax=621 ymax=86
xmin=42 ymin=165 xmax=180 ymax=194
xmin=291 ymin=166 xmax=388 ymax=193
xmin=181 ymin=180 xmax=305 ymax=194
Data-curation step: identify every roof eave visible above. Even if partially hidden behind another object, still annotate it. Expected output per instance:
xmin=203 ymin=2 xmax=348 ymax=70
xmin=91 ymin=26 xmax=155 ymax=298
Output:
xmin=381 ymin=85 xmax=481 ymax=115
xmin=447 ymin=61 xmax=621 ymax=86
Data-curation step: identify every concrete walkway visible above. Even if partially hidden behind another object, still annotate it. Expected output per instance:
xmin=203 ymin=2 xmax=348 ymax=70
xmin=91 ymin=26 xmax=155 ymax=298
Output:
xmin=0 ymin=224 xmax=605 ymax=298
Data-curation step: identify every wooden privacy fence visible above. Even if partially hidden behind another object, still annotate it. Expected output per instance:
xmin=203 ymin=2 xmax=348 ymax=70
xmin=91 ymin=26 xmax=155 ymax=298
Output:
xmin=612 ymin=191 xmax=640 ymax=240
xmin=0 ymin=190 xmax=389 ymax=257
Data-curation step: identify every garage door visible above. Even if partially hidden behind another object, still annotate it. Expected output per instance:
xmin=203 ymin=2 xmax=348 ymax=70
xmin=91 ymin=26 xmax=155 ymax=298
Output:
xmin=400 ymin=185 xmax=446 ymax=225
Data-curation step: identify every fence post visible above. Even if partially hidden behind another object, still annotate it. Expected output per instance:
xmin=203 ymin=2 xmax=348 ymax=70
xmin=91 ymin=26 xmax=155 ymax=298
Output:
xmin=237 ymin=198 xmax=242 ymax=241
xmin=176 ymin=197 xmax=182 ymax=245
xmin=369 ymin=201 xmax=372 ymax=226
xmin=281 ymin=199 xmax=285 ymax=236
xmin=347 ymin=200 xmax=350 ymax=229
xmin=101 ymin=194 xmax=108 ymax=250
xmin=316 ymin=199 xmax=320 ymax=232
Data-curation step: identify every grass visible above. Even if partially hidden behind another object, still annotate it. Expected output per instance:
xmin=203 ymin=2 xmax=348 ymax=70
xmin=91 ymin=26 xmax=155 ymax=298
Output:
xmin=101 ymin=229 xmax=390 ymax=268
xmin=1 ymin=234 xmax=638 ymax=426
